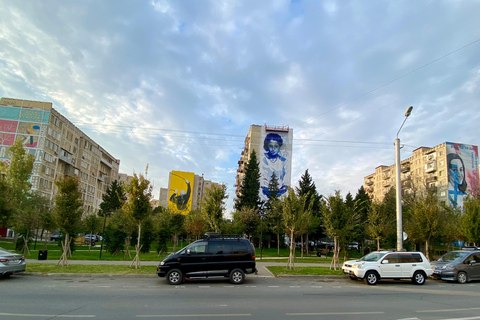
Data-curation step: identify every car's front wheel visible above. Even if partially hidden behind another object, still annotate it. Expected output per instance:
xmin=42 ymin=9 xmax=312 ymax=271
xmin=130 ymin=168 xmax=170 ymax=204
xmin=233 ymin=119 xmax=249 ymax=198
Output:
xmin=166 ymin=269 xmax=183 ymax=285
xmin=229 ymin=268 xmax=245 ymax=285
xmin=457 ymin=271 xmax=468 ymax=284
xmin=412 ymin=271 xmax=426 ymax=285
xmin=364 ymin=271 xmax=379 ymax=285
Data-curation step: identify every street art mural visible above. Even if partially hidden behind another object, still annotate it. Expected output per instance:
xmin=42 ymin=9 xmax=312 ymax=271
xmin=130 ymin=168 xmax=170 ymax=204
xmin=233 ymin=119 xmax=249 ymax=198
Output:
xmin=259 ymin=126 xmax=293 ymax=202
xmin=446 ymin=142 xmax=479 ymax=209
xmin=168 ymin=171 xmax=194 ymax=214
xmin=0 ymin=100 xmax=51 ymax=165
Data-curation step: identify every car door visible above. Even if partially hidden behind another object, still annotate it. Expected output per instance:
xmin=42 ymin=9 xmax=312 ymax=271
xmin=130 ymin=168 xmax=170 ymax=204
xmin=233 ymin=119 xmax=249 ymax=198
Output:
xmin=179 ymin=242 xmax=208 ymax=276
xmin=378 ymin=253 xmax=402 ymax=278
xmin=465 ymin=253 xmax=480 ymax=280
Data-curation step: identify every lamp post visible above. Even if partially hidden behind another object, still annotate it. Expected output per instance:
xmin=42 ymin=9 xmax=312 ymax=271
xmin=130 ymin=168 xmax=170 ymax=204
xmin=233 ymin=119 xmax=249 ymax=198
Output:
xmin=395 ymin=106 xmax=413 ymax=252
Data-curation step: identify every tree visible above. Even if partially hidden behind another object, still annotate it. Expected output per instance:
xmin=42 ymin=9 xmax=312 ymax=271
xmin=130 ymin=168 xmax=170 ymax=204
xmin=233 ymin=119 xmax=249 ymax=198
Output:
xmin=184 ymin=209 xmax=207 ymax=240
xmin=83 ymin=213 xmax=102 ymax=251
xmin=322 ymin=191 xmax=360 ymax=270
xmin=459 ymin=195 xmax=480 ymax=246
xmin=353 ymin=186 xmax=371 ymax=249
xmin=265 ymin=172 xmax=283 ymax=255
xmin=366 ymin=201 xmax=390 ymax=250
xmin=235 ymin=150 xmax=261 ymax=211
xmin=281 ymin=188 xmax=311 ymax=269
xmin=233 ymin=206 xmax=260 ymax=240
xmin=170 ymin=213 xmax=185 ymax=252
xmin=0 ymin=140 xmax=35 ymax=229
xmin=201 ymin=184 xmax=228 ymax=232
xmin=53 ymin=176 xmax=84 ymax=266
xmin=295 ymin=169 xmax=322 ymax=243
xmin=123 ymin=171 xmax=153 ymax=269
xmin=99 ymin=180 xmax=126 ymax=258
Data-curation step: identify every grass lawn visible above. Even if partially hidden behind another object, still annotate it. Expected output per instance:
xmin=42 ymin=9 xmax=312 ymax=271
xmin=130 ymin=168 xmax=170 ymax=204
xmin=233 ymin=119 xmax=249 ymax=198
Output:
xmin=26 ymin=263 xmax=157 ymax=275
xmin=267 ymin=266 xmax=344 ymax=277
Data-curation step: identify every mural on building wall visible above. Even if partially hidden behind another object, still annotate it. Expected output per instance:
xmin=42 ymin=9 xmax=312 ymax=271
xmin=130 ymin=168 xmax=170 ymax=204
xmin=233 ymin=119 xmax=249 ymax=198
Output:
xmin=446 ymin=142 xmax=479 ymax=209
xmin=0 ymin=102 xmax=51 ymax=164
xmin=259 ymin=126 xmax=293 ymax=202
xmin=168 ymin=171 xmax=194 ymax=214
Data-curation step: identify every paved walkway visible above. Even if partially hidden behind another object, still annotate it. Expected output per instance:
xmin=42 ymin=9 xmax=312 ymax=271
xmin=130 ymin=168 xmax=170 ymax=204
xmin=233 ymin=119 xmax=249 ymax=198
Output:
xmin=25 ymin=258 xmax=336 ymax=278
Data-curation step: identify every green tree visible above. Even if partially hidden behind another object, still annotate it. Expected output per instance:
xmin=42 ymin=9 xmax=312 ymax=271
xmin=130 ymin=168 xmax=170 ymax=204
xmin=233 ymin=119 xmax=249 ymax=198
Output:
xmin=366 ymin=201 xmax=390 ymax=250
xmin=201 ymin=184 xmax=228 ymax=232
xmin=53 ymin=176 xmax=84 ymax=266
xmin=265 ymin=172 xmax=283 ymax=255
xmin=281 ymin=188 xmax=311 ymax=269
xmin=233 ymin=206 xmax=260 ymax=240
xmin=170 ymin=212 xmax=185 ymax=252
xmin=184 ymin=209 xmax=207 ymax=240
xmin=353 ymin=186 xmax=371 ymax=249
xmin=123 ymin=171 xmax=153 ymax=269
xmin=459 ymin=195 xmax=480 ymax=246
xmin=235 ymin=150 xmax=261 ymax=211
xmin=83 ymin=213 xmax=102 ymax=251
xmin=296 ymin=169 xmax=322 ymax=242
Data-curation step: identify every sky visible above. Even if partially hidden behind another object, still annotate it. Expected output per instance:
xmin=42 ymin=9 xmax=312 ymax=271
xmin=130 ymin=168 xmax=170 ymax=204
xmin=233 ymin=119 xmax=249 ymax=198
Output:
xmin=1 ymin=1 xmax=479 ymax=216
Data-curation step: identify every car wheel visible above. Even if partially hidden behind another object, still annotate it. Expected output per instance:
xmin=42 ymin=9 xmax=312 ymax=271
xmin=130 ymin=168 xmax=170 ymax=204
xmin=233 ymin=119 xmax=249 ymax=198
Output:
xmin=229 ymin=268 xmax=245 ymax=285
xmin=457 ymin=271 xmax=468 ymax=284
xmin=364 ymin=271 xmax=379 ymax=285
xmin=412 ymin=271 xmax=426 ymax=285
xmin=166 ymin=269 xmax=183 ymax=285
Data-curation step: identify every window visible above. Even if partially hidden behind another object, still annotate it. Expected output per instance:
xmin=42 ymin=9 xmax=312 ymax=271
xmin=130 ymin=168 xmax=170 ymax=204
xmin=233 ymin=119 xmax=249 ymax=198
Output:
xmin=188 ymin=243 xmax=206 ymax=254
xmin=439 ymin=170 xmax=444 ymax=177
xmin=207 ymin=243 xmax=232 ymax=254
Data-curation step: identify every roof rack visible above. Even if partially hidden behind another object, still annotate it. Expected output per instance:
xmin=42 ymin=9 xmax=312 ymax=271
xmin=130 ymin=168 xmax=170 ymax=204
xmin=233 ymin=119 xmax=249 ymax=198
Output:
xmin=204 ymin=232 xmax=242 ymax=240
xmin=461 ymin=246 xmax=480 ymax=251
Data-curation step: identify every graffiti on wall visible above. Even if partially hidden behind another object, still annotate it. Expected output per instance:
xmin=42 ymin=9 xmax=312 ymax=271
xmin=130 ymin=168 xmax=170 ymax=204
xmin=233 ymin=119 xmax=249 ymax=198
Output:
xmin=446 ymin=142 xmax=479 ymax=209
xmin=259 ymin=127 xmax=293 ymax=202
xmin=168 ymin=171 xmax=194 ymax=214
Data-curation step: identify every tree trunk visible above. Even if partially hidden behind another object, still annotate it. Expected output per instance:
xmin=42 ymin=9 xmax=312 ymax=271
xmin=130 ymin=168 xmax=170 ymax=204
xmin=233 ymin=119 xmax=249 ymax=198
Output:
xmin=306 ymin=234 xmax=309 ymax=255
xmin=300 ymin=234 xmax=304 ymax=258
xmin=125 ymin=236 xmax=131 ymax=259
xmin=425 ymin=240 xmax=429 ymax=261
xmin=330 ymin=236 xmax=340 ymax=270
xmin=277 ymin=232 xmax=280 ymax=256
xmin=377 ymin=238 xmax=380 ymax=251
xmin=131 ymin=223 xmax=142 ymax=269
xmin=287 ymin=229 xmax=295 ymax=270
xmin=57 ymin=234 xmax=70 ymax=267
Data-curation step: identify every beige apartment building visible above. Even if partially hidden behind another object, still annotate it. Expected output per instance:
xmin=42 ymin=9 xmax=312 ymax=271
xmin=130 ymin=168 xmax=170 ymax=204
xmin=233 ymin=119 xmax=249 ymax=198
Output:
xmin=0 ymin=97 xmax=120 ymax=213
xmin=159 ymin=171 xmax=221 ymax=213
xmin=364 ymin=142 xmax=479 ymax=210
xmin=235 ymin=124 xmax=293 ymax=202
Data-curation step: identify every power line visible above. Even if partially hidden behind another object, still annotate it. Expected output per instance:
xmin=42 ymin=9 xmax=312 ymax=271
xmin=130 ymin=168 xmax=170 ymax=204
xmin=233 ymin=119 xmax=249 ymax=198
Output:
xmin=293 ymin=36 xmax=480 ymax=131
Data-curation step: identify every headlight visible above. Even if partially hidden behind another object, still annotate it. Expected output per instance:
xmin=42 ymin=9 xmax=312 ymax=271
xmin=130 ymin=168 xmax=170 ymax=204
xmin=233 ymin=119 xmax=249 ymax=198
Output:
xmin=445 ymin=265 xmax=454 ymax=270
xmin=352 ymin=264 xmax=360 ymax=269
xmin=160 ymin=261 xmax=165 ymax=266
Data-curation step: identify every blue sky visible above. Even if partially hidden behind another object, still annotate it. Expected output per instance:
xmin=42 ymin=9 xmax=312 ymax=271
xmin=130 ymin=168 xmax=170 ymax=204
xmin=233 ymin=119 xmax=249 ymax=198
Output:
xmin=1 ymin=1 xmax=479 ymax=215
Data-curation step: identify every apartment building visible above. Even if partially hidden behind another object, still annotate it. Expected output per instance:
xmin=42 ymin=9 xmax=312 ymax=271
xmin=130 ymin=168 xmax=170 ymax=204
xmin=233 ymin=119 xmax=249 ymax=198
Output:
xmin=235 ymin=124 xmax=293 ymax=202
xmin=0 ymin=97 xmax=120 ymax=213
xmin=364 ymin=142 xmax=479 ymax=210
xmin=159 ymin=170 xmax=222 ymax=214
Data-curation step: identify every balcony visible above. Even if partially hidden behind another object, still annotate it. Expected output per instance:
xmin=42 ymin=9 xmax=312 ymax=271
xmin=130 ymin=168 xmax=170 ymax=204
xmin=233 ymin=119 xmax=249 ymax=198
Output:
xmin=366 ymin=187 xmax=374 ymax=193
xmin=401 ymin=165 xmax=411 ymax=173
xmin=425 ymin=161 xmax=437 ymax=173
xmin=365 ymin=180 xmax=374 ymax=186
xmin=425 ymin=176 xmax=437 ymax=184
xmin=382 ymin=173 xmax=391 ymax=180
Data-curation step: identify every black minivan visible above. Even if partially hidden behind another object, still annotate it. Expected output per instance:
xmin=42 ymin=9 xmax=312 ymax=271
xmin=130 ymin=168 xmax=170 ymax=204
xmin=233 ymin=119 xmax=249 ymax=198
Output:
xmin=157 ymin=233 xmax=256 ymax=285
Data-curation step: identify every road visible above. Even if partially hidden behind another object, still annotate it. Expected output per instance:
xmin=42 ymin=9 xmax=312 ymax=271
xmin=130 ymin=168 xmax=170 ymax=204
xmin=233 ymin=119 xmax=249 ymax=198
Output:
xmin=2 ymin=274 xmax=480 ymax=320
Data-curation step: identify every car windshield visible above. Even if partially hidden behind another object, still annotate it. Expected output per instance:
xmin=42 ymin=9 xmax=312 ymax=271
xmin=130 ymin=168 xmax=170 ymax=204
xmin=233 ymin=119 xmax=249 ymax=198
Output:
xmin=437 ymin=251 xmax=469 ymax=262
xmin=359 ymin=252 xmax=387 ymax=262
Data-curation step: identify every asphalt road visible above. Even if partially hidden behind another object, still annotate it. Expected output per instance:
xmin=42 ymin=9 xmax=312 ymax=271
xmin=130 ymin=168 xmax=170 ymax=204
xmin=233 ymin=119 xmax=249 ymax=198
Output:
xmin=3 ymin=271 xmax=480 ymax=320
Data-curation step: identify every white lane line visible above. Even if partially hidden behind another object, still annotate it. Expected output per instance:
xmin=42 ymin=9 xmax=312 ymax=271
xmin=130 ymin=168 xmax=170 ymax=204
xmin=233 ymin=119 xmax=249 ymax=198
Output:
xmin=286 ymin=312 xmax=384 ymax=316
xmin=136 ymin=314 xmax=251 ymax=317
xmin=417 ymin=308 xmax=480 ymax=313
xmin=310 ymin=286 xmax=322 ymax=288
xmin=97 ymin=286 xmax=111 ymax=288
xmin=0 ymin=313 xmax=95 ymax=318
xmin=268 ymin=286 xmax=279 ymax=288
xmin=289 ymin=286 xmax=301 ymax=288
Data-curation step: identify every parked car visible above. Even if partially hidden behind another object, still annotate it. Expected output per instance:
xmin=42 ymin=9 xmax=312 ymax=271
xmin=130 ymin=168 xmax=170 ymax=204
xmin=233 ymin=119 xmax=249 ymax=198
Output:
xmin=0 ymin=248 xmax=26 ymax=277
xmin=348 ymin=242 xmax=360 ymax=251
xmin=50 ymin=234 xmax=62 ymax=242
xmin=157 ymin=233 xmax=257 ymax=285
xmin=342 ymin=251 xmax=433 ymax=285
xmin=84 ymin=234 xmax=102 ymax=244
xmin=431 ymin=247 xmax=480 ymax=284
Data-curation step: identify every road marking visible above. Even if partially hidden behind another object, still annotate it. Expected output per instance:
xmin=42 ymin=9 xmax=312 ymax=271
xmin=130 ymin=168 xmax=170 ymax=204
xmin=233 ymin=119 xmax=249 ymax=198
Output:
xmin=289 ymin=286 xmax=300 ymax=288
xmin=245 ymin=286 xmax=257 ymax=288
xmin=223 ymin=286 xmax=234 ymax=288
xmin=136 ymin=314 xmax=251 ymax=317
xmin=417 ymin=308 xmax=480 ymax=313
xmin=0 ymin=313 xmax=95 ymax=318
xmin=286 ymin=312 xmax=384 ymax=316
xmin=310 ymin=286 xmax=322 ymax=288
xmin=97 ymin=286 xmax=110 ymax=288
xmin=198 ymin=286 xmax=210 ymax=288
xmin=268 ymin=286 xmax=279 ymax=288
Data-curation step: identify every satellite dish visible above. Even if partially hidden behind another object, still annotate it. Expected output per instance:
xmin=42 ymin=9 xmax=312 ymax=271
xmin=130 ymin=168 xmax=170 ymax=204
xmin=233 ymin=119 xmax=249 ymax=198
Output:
xmin=403 ymin=232 xmax=408 ymax=241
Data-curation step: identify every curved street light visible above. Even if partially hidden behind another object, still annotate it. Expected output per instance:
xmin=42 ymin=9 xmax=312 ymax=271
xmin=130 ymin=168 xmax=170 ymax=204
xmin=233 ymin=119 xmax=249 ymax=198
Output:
xmin=395 ymin=106 xmax=413 ymax=251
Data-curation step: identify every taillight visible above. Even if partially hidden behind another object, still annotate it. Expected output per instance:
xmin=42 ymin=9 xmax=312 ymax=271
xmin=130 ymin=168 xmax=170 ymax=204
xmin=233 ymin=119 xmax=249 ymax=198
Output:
xmin=20 ymin=257 xmax=25 ymax=261
xmin=0 ymin=259 xmax=8 ymax=263
xmin=252 ymin=255 xmax=255 ymax=260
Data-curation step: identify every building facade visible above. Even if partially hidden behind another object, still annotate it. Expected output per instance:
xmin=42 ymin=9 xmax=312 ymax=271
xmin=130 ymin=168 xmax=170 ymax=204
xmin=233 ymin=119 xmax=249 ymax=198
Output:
xmin=159 ymin=170 xmax=221 ymax=214
xmin=0 ymin=97 xmax=120 ymax=213
xmin=235 ymin=124 xmax=293 ymax=202
xmin=364 ymin=142 xmax=479 ymax=210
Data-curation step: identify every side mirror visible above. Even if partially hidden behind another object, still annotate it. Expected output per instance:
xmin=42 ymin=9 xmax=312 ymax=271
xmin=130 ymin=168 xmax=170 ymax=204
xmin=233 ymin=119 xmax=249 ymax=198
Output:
xmin=382 ymin=260 xmax=389 ymax=264
xmin=470 ymin=260 xmax=476 ymax=265
xmin=186 ymin=249 xmax=191 ymax=255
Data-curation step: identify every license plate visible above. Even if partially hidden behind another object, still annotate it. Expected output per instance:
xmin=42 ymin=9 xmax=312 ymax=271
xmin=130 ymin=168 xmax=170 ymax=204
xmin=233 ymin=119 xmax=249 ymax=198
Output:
xmin=9 ymin=259 xmax=18 ymax=263
xmin=434 ymin=270 xmax=440 ymax=274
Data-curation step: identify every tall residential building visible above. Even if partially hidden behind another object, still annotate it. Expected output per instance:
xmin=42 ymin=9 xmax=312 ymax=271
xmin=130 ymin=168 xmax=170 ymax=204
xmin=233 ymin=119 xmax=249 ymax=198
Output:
xmin=0 ymin=97 xmax=120 ymax=213
xmin=364 ymin=142 xmax=479 ymax=210
xmin=159 ymin=170 xmax=221 ymax=214
xmin=235 ymin=124 xmax=293 ymax=202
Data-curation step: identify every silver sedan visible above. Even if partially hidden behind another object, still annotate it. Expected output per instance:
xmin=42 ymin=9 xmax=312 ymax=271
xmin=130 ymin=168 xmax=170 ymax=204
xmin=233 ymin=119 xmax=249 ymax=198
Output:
xmin=0 ymin=248 xmax=26 ymax=277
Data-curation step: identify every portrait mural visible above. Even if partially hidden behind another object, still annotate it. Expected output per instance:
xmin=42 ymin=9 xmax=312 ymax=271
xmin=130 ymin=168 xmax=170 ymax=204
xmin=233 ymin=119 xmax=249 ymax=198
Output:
xmin=446 ymin=142 xmax=479 ymax=209
xmin=168 ymin=171 xmax=194 ymax=214
xmin=259 ymin=127 xmax=292 ymax=202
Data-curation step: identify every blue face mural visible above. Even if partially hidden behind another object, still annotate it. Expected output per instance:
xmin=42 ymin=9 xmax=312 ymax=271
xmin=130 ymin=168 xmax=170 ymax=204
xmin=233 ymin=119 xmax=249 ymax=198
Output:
xmin=260 ymin=132 xmax=291 ymax=201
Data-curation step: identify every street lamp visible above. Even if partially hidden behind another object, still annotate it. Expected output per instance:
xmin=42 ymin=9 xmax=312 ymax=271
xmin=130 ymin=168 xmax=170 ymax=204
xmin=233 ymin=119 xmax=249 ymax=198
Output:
xmin=395 ymin=106 xmax=413 ymax=252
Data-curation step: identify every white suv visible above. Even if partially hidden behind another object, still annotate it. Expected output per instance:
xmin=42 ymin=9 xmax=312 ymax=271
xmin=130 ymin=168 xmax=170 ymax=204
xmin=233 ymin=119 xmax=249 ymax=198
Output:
xmin=342 ymin=251 xmax=433 ymax=285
